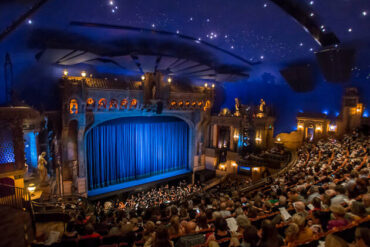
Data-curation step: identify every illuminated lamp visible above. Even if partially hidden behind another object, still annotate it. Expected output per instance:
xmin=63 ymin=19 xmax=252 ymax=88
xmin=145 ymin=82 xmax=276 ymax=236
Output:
xmin=204 ymin=83 xmax=208 ymax=88
xmin=277 ymin=137 xmax=281 ymax=142
xmin=252 ymin=167 xmax=259 ymax=171
xmin=356 ymin=108 xmax=361 ymax=113
xmin=197 ymin=101 xmax=202 ymax=106
xmin=28 ymin=183 xmax=36 ymax=196
xmin=315 ymin=125 xmax=322 ymax=131
xmin=255 ymin=137 xmax=262 ymax=141
xmin=219 ymin=163 xmax=226 ymax=170
xmin=178 ymin=101 xmax=183 ymax=106
xmin=141 ymin=75 xmax=145 ymax=80
xmin=63 ymin=70 xmax=68 ymax=76
xmin=185 ymin=101 xmax=190 ymax=106
xmin=297 ymin=124 xmax=304 ymax=130
xmin=329 ymin=125 xmax=336 ymax=132
xmin=81 ymin=71 xmax=86 ymax=77
xmin=171 ymin=101 xmax=177 ymax=106
xmin=231 ymin=161 xmax=237 ymax=167
xmin=87 ymin=98 xmax=94 ymax=105
xmin=212 ymin=83 xmax=215 ymax=88
xmin=167 ymin=77 xmax=172 ymax=83
xmin=191 ymin=101 xmax=196 ymax=107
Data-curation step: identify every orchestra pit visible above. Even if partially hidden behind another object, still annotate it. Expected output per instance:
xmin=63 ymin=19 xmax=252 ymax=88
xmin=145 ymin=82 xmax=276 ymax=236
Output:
xmin=1 ymin=1 xmax=370 ymax=247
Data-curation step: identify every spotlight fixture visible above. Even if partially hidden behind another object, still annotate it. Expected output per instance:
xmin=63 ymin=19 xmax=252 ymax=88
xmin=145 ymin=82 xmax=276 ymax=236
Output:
xmin=81 ymin=71 xmax=86 ymax=77
xmin=141 ymin=75 xmax=145 ymax=80
xmin=63 ymin=70 xmax=68 ymax=76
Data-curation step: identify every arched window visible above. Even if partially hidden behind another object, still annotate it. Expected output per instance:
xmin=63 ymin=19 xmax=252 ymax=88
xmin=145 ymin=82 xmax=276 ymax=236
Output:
xmin=98 ymin=98 xmax=107 ymax=110
xmin=109 ymin=99 xmax=118 ymax=110
xmin=120 ymin=99 xmax=128 ymax=109
xmin=69 ymin=99 xmax=78 ymax=114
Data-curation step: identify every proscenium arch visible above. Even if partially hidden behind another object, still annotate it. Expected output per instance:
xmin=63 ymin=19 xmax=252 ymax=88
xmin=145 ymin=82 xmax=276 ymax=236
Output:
xmin=83 ymin=113 xmax=197 ymax=184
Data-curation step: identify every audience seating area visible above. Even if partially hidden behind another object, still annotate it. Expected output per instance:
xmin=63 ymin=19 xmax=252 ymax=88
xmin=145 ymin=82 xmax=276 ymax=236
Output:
xmin=32 ymin=130 xmax=370 ymax=247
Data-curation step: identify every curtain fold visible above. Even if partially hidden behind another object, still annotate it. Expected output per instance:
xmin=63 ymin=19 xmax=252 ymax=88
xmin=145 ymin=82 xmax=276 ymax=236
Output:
xmin=86 ymin=116 xmax=189 ymax=190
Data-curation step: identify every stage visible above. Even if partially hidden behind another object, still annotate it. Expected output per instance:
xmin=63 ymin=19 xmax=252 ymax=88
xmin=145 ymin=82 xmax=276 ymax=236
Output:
xmin=88 ymin=169 xmax=191 ymax=198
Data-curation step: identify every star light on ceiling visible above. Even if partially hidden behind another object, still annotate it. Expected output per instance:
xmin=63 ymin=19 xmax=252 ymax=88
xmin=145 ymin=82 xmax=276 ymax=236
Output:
xmin=348 ymin=28 xmax=352 ymax=32
xmin=362 ymin=11 xmax=367 ymax=16
xmin=309 ymin=1 xmax=314 ymax=5
xmin=263 ymin=3 xmax=267 ymax=8
xmin=27 ymin=19 xmax=32 ymax=24
xmin=109 ymin=0 xmax=114 ymax=5
xmin=260 ymin=55 xmax=264 ymax=59
xmin=299 ymin=42 xmax=303 ymax=46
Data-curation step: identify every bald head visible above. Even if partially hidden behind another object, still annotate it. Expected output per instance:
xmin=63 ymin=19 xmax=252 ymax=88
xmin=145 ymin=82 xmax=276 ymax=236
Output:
xmin=186 ymin=221 xmax=197 ymax=234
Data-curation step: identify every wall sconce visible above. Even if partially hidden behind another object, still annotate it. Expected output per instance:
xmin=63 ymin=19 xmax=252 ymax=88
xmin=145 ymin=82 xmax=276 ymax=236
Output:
xmin=81 ymin=71 xmax=87 ymax=77
xmin=28 ymin=183 xmax=36 ymax=196
xmin=204 ymin=83 xmax=208 ymax=88
xmin=167 ymin=77 xmax=172 ymax=83
xmin=329 ymin=125 xmax=336 ymax=132
xmin=276 ymin=137 xmax=281 ymax=142
xmin=315 ymin=126 xmax=322 ymax=132
xmin=219 ymin=163 xmax=226 ymax=170
xmin=231 ymin=161 xmax=237 ymax=167
xmin=255 ymin=137 xmax=262 ymax=142
xmin=141 ymin=75 xmax=145 ymax=80
xmin=297 ymin=124 xmax=304 ymax=130
xmin=252 ymin=167 xmax=259 ymax=172
xmin=63 ymin=70 xmax=68 ymax=76
xmin=212 ymin=83 xmax=215 ymax=88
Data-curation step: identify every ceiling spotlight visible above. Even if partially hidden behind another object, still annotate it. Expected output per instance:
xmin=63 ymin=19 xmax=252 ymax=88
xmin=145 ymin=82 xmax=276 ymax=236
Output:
xmin=63 ymin=70 xmax=68 ymax=76
xmin=141 ymin=75 xmax=145 ymax=80
xmin=81 ymin=71 xmax=86 ymax=77
xmin=167 ymin=77 xmax=172 ymax=83
xmin=362 ymin=11 xmax=367 ymax=16
xmin=348 ymin=28 xmax=352 ymax=32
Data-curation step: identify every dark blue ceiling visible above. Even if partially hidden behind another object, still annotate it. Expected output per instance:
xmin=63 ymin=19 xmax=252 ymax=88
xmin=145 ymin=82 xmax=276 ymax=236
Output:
xmin=0 ymin=0 xmax=369 ymax=133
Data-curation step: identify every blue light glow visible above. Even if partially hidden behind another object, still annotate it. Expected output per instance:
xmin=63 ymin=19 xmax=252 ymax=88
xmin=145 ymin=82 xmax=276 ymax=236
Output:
xmin=335 ymin=112 xmax=340 ymax=117
xmin=239 ymin=166 xmax=251 ymax=171
xmin=0 ymin=127 xmax=15 ymax=164
xmin=363 ymin=110 xmax=369 ymax=118
xmin=322 ymin=110 xmax=329 ymax=115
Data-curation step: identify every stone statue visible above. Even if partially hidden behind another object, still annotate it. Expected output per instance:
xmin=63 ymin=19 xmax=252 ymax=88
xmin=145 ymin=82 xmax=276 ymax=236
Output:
xmin=38 ymin=152 xmax=48 ymax=184
xmin=234 ymin=98 xmax=241 ymax=116
xmin=259 ymin=99 xmax=266 ymax=112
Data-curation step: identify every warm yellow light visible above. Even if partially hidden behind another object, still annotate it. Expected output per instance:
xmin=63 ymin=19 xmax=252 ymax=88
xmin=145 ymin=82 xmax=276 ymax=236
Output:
xmin=219 ymin=164 xmax=226 ymax=170
xmin=63 ymin=70 xmax=68 ymax=76
xmin=277 ymin=137 xmax=281 ymax=142
xmin=255 ymin=137 xmax=262 ymax=141
xmin=329 ymin=125 xmax=336 ymax=132
xmin=204 ymin=83 xmax=208 ymax=88
xmin=298 ymin=124 xmax=304 ymax=130
xmin=28 ymin=184 xmax=36 ymax=193
xmin=356 ymin=108 xmax=361 ymax=113
xmin=212 ymin=83 xmax=215 ymax=88
xmin=252 ymin=167 xmax=259 ymax=171
xmin=167 ymin=77 xmax=172 ymax=83
xmin=81 ymin=71 xmax=86 ymax=77
xmin=141 ymin=75 xmax=145 ymax=80
xmin=231 ymin=161 xmax=237 ymax=167
xmin=315 ymin=126 xmax=322 ymax=131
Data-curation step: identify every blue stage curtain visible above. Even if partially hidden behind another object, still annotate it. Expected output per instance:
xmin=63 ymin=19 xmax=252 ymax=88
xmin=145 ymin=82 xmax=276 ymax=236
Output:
xmin=86 ymin=116 xmax=189 ymax=190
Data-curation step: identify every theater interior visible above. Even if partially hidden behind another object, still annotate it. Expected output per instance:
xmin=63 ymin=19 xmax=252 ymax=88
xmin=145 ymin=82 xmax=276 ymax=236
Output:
xmin=0 ymin=1 xmax=369 ymax=247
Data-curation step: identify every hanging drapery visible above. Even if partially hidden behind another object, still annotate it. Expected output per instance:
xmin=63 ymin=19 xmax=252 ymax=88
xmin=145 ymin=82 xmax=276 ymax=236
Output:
xmin=86 ymin=116 xmax=189 ymax=190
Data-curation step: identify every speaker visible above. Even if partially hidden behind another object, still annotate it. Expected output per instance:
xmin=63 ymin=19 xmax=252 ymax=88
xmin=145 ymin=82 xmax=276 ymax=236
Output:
xmin=156 ymin=101 xmax=163 ymax=114
xmin=280 ymin=64 xmax=315 ymax=92
xmin=315 ymin=48 xmax=355 ymax=83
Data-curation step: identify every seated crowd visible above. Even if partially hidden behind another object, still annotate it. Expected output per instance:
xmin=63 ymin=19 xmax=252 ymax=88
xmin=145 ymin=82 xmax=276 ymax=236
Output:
xmin=35 ymin=130 xmax=370 ymax=247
